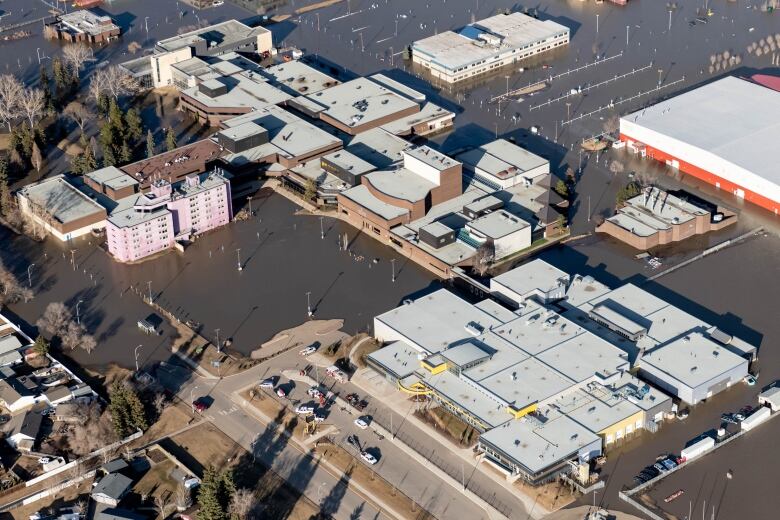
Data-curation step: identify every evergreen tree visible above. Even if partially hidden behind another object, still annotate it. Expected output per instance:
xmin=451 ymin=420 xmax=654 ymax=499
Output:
xmin=33 ymin=335 xmax=49 ymax=357
xmin=197 ymin=467 xmax=235 ymax=520
xmin=99 ymin=123 xmax=119 ymax=167
xmin=119 ymin=140 xmax=132 ymax=164
xmin=554 ymin=179 xmax=569 ymax=199
xmin=165 ymin=127 xmax=176 ymax=152
xmin=146 ymin=129 xmax=155 ymax=158
xmin=108 ymin=383 xmax=131 ymax=437
xmin=52 ymin=58 xmax=66 ymax=96
xmin=82 ymin=142 xmax=97 ymax=172
xmin=125 ymin=108 xmax=143 ymax=143
xmin=126 ymin=387 xmax=148 ymax=431
xmin=96 ymin=93 xmax=109 ymax=116
xmin=39 ymin=66 xmax=54 ymax=114
xmin=108 ymin=98 xmax=125 ymax=136
xmin=0 ymin=157 xmax=11 ymax=215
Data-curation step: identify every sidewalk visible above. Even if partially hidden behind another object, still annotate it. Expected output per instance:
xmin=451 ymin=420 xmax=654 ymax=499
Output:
xmin=350 ymin=368 xmax=552 ymax=519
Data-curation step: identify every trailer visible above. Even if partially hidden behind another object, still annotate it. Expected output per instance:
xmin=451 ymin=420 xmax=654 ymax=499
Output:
xmin=741 ymin=406 xmax=771 ymax=431
xmin=681 ymin=436 xmax=715 ymax=461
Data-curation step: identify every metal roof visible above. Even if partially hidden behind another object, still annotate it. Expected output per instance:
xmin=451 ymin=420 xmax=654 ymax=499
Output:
xmin=18 ymin=175 xmax=106 ymax=225
xmin=621 ymin=76 xmax=780 ymax=188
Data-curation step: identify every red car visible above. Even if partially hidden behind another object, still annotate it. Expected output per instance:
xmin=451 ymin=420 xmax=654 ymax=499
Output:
xmin=192 ymin=398 xmax=208 ymax=413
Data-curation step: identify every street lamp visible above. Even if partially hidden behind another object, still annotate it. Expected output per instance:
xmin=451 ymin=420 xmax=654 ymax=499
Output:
xmin=626 ymin=25 xmax=629 ymax=46
xmin=236 ymin=248 xmax=242 ymax=271
xmin=391 ymin=258 xmax=396 ymax=283
xmin=144 ymin=16 xmax=149 ymax=38
xmin=596 ymin=14 xmax=599 ymax=34
xmin=306 ymin=292 xmax=312 ymax=317
xmin=247 ymin=196 xmax=253 ymax=216
xmin=566 ymin=101 xmax=571 ymax=120
xmin=36 ymin=48 xmax=42 ymax=65
xmin=134 ymin=344 xmax=142 ymax=373
xmin=215 ymin=328 xmax=221 ymax=353
xmin=75 ymin=299 xmax=83 ymax=325
xmin=320 ymin=216 xmax=324 ymax=239
xmin=657 ymin=68 xmax=663 ymax=86
xmin=27 ymin=263 xmax=34 ymax=288
xmin=146 ymin=281 xmax=153 ymax=303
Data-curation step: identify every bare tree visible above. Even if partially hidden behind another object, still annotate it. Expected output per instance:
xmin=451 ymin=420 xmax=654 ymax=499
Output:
xmin=71 ymin=402 xmax=117 ymax=456
xmin=63 ymin=101 xmax=91 ymax=135
xmin=88 ymin=70 xmax=107 ymax=105
xmin=473 ymin=243 xmax=494 ymax=277
xmin=62 ymin=320 xmax=86 ymax=350
xmin=92 ymin=66 xmax=138 ymax=100
xmin=152 ymin=391 xmax=167 ymax=415
xmin=19 ymin=88 xmax=45 ymax=129
xmin=0 ymin=74 xmax=22 ymax=131
xmin=609 ymin=160 xmax=625 ymax=175
xmin=36 ymin=302 xmax=71 ymax=336
xmin=175 ymin=483 xmax=192 ymax=511
xmin=62 ymin=44 xmax=92 ymax=77
xmin=154 ymin=493 xmax=171 ymax=518
xmin=228 ymin=488 xmax=257 ymax=519
xmin=80 ymin=333 xmax=97 ymax=354
xmin=127 ymin=41 xmax=142 ymax=54
xmin=602 ymin=115 xmax=620 ymax=134
xmin=0 ymin=260 xmax=32 ymax=307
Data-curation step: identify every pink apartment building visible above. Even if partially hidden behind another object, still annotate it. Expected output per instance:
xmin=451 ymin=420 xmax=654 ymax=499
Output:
xmin=107 ymin=170 xmax=232 ymax=262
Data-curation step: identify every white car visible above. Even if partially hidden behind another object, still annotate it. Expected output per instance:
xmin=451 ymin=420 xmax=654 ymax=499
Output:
xmin=354 ymin=417 xmax=369 ymax=429
xmin=307 ymin=387 xmax=323 ymax=398
xmin=314 ymin=413 xmax=326 ymax=422
xmin=744 ymin=375 xmax=757 ymax=386
xmin=38 ymin=457 xmax=51 ymax=465
xmin=295 ymin=405 xmax=315 ymax=415
xmin=259 ymin=379 xmax=274 ymax=389
xmin=299 ymin=346 xmax=317 ymax=356
xmin=360 ymin=451 xmax=377 ymax=465
xmin=276 ymin=388 xmax=286 ymax=398
xmin=213 ymin=1 xmax=225 ymax=5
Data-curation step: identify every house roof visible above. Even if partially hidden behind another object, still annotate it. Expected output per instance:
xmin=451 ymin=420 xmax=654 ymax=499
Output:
xmin=6 ymin=410 xmax=43 ymax=440
xmin=92 ymin=473 xmax=133 ymax=500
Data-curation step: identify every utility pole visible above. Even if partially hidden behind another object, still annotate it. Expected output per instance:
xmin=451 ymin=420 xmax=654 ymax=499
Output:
xmin=596 ymin=14 xmax=599 ymax=34
xmin=147 ymin=281 xmax=153 ymax=303
xmin=247 ymin=196 xmax=253 ymax=215
xmin=566 ymin=101 xmax=571 ymax=120
xmin=306 ymin=292 xmax=312 ymax=317
xmin=320 ymin=217 xmax=324 ymax=239
xmin=668 ymin=10 xmax=672 ymax=32
xmin=215 ymin=328 xmax=221 ymax=353
xmin=391 ymin=258 xmax=396 ymax=282
xmin=395 ymin=19 xmax=398 ymax=37
xmin=27 ymin=263 xmax=34 ymax=288
xmin=236 ymin=248 xmax=242 ymax=271
xmin=657 ymin=68 xmax=663 ymax=86
xmin=76 ymin=300 xmax=83 ymax=325
xmin=359 ymin=32 xmax=364 ymax=52
xmin=135 ymin=344 xmax=142 ymax=373
xmin=626 ymin=25 xmax=629 ymax=46
xmin=70 ymin=250 xmax=76 ymax=270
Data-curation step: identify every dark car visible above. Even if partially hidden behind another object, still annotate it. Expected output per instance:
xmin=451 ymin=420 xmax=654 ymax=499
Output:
xmin=192 ymin=398 xmax=209 ymax=413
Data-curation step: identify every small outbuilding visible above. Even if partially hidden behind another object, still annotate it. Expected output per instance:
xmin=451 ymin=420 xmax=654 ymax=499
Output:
xmin=758 ymin=386 xmax=780 ymax=412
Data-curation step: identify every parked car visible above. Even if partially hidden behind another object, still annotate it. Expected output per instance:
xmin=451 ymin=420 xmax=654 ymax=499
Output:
xmin=299 ymin=346 xmax=318 ymax=356
xmin=721 ymin=413 xmax=738 ymax=425
xmin=347 ymin=434 xmax=360 ymax=449
xmin=259 ymin=379 xmax=274 ymax=389
xmin=354 ymin=400 xmax=368 ymax=412
xmin=661 ymin=459 xmax=677 ymax=471
xmin=354 ymin=417 xmax=369 ymax=429
xmin=360 ymin=451 xmax=378 ymax=465
xmin=744 ymin=375 xmax=757 ymax=386
xmin=276 ymin=388 xmax=287 ymax=398
xmin=653 ymin=463 xmax=666 ymax=473
xmin=38 ymin=457 xmax=51 ymax=465
xmin=733 ymin=413 xmax=745 ymax=422
xmin=314 ymin=413 xmax=326 ymax=422
xmin=295 ymin=405 xmax=315 ymax=415
xmin=307 ymin=387 xmax=323 ymax=398
xmin=192 ymin=398 xmax=209 ymax=413
xmin=676 ymin=409 xmax=689 ymax=420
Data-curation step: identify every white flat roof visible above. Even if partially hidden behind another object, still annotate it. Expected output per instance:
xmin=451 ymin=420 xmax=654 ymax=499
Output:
xmin=641 ymin=332 xmax=748 ymax=388
xmin=621 ymin=76 xmax=780 ymax=188
xmin=467 ymin=209 xmax=530 ymax=239
xmin=363 ymin=168 xmax=436 ymax=203
xmin=340 ymin=185 xmax=409 ymax=221
xmin=18 ymin=176 xmax=105 ymax=224
xmin=413 ymin=12 xmax=568 ymax=71
xmin=491 ymin=259 xmax=569 ymax=300
xmin=480 ymin=412 xmax=599 ymax=475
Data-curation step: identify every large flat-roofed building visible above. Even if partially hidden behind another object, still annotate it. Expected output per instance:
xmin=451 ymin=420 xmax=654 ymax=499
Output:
xmin=457 ymin=139 xmax=550 ymax=190
xmin=120 ymin=139 xmax=223 ymax=189
xmin=180 ymin=72 xmax=293 ymax=126
xmin=16 ymin=175 xmax=107 ymax=241
xmin=127 ymin=20 xmax=273 ymax=89
xmin=291 ymin=76 xmax=454 ymax=136
xmin=45 ymin=10 xmax=120 ymax=44
xmin=412 ymin=12 xmax=569 ymax=84
xmin=619 ymin=76 xmax=780 ymax=214
xmin=597 ymin=187 xmax=736 ymax=250
xmin=216 ymin=105 xmax=343 ymax=170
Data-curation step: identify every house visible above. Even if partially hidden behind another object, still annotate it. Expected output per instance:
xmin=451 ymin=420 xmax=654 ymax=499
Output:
xmin=44 ymin=386 xmax=73 ymax=407
xmin=5 ymin=410 xmax=43 ymax=451
xmin=0 ymin=378 xmax=37 ymax=412
xmin=92 ymin=473 xmax=133 ymax=506
xmin=54 ymin=402 xmax=82 ymax=423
